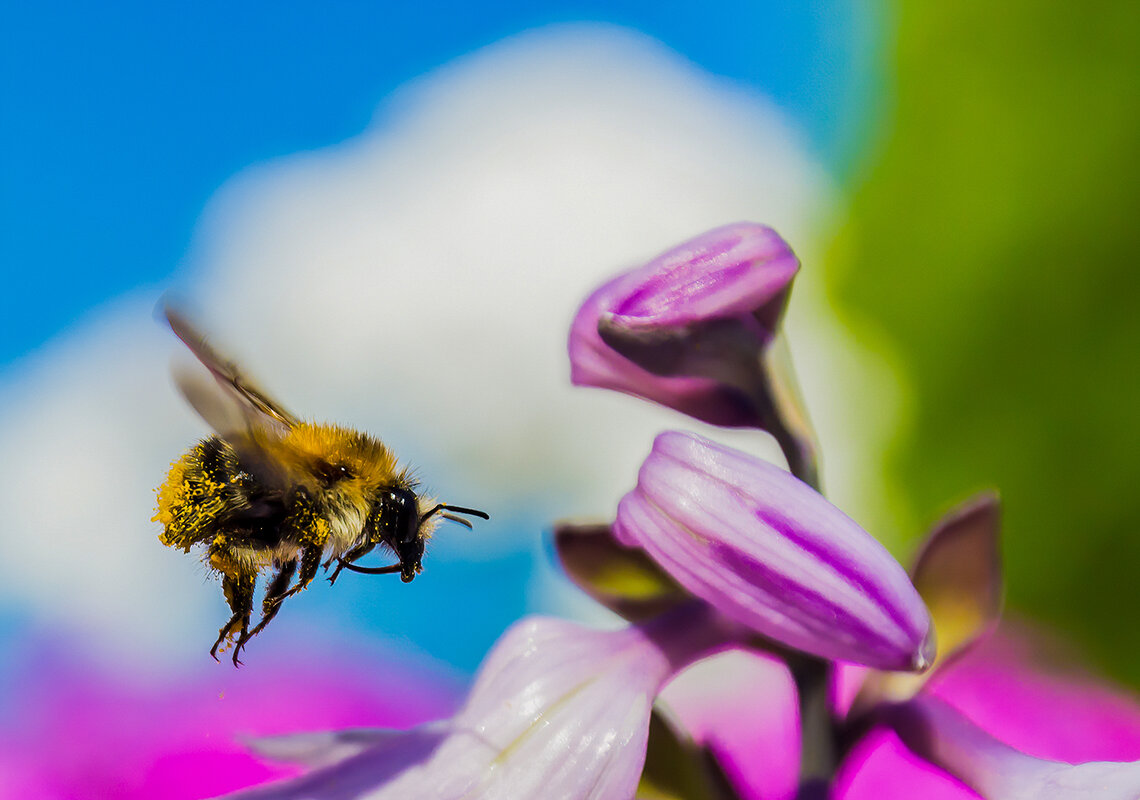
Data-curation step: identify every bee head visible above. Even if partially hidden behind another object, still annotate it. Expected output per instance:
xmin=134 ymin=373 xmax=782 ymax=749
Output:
xmin=384 ymin=487 xmax=425 ymax=583
xmin=372 ymin=489 xmax=488 ymax=583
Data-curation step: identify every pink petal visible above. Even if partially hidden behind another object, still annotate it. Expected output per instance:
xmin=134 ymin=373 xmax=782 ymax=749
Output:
xmin=887 ymin=695 xmax=1140 ymax=800
xmin=927 ymin=627 xmax=1140 ymax=763
xmin=660 ymin=647 xmax=800 ymax=800
xmin=834 ymin=727 xmax=983 ymax=800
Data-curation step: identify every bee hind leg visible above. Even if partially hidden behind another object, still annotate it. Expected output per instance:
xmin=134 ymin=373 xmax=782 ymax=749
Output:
xmin=236 ymin=559 xmax=298 ymax=656
xmin=211 ymin=571 xmax=255 ymax=665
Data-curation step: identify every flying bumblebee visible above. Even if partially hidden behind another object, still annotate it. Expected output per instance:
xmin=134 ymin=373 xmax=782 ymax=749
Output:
xmin=153 ymin=305 xmax=488 ymax=665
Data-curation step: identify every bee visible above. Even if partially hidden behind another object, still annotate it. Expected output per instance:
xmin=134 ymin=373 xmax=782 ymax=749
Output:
xmin=153 ymin=306 xmax=488 ymax=665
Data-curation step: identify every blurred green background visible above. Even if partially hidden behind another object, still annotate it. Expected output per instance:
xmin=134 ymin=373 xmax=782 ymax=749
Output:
xmin=830 ymin=0 xmax=1140 ymax=687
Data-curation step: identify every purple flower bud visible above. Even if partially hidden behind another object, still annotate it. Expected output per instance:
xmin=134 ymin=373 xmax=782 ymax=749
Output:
xmin=229 ymin=605 xmax=733 ymax=800
xmin=569 ymin=223 xmax=799 ymax=428
xmin=614 ymin=430 xmax=935 ymax=672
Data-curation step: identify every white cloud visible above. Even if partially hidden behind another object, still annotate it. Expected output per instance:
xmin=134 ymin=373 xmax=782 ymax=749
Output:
xmin=184 ymin=25 xmax=830 ymax=510
xmin=0 ymin=24 xmax=900 ymax=661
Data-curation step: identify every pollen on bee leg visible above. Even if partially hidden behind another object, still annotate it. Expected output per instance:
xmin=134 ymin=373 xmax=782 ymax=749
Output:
xmin=209 ymin=537 xmax=243 ymax=575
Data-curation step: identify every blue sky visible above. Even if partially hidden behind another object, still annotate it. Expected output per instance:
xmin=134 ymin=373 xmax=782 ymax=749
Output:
xmin=2 ymin=1 xmax=870 ymax=366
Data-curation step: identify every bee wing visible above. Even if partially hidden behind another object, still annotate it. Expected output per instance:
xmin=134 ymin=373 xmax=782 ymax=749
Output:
xmin=163 ymin=303 xmax=300 ymax=433
xmin=163 ymin=304 xmax=301 ymax=488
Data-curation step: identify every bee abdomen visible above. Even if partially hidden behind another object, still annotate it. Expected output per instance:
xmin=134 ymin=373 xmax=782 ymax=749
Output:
xmin=154 ymin=436 xmax=250 ymax=551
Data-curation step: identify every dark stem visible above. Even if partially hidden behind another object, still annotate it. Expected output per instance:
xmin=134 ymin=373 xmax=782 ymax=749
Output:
xmin=788 ymin=654 xmax=837 ymax=794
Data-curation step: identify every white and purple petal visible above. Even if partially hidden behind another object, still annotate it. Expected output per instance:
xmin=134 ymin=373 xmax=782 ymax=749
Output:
xmin=600 ymin=222 xmax=797 ymax=332
xmin=228 ymin=606 xmax=732 ymax=800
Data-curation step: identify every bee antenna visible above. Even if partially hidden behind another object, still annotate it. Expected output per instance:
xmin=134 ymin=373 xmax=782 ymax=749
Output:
xmin=444 ymin=504 xmax=489 ymax=520
xmin=421 ymin=504 xmax=490 ymax=524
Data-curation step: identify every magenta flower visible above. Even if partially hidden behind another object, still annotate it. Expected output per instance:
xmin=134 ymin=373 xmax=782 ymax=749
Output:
xmin=229 ymin=605 xmax=735 ymax=799
xmin=613 ymin=430 xmax=934 ymax=672
xmin=568 ymin=223 xmax=799 ymax=430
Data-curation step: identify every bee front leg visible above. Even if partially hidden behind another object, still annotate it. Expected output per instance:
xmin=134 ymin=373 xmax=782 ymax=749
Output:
xmin=236 ymin=559 xmax=298 ymax=656
xmin=327 ymin=542 xmax=377 ymax=586
xmin=211 ymin=571 xmax=255 ymax=665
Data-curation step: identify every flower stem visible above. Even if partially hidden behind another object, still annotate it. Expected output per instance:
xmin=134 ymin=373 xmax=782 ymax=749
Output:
xmin=751 ymin=350 xmax=821 ymax=491
xmin=788 ymin=653 xmax=837 ymax=794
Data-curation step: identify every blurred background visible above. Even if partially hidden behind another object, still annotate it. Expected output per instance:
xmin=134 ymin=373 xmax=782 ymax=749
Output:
xmin=2 ymin=1 xmax=1137 ymax=797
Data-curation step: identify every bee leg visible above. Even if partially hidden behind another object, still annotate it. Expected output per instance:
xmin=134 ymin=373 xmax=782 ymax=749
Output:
xmin=276 ymin=544 xmax=325 ymax=601
xmin=327 ymin=542 xmax=377 ymax=586
xmin=294 ymin=544 xmax=324 ymax=594
xmin=236 ymin=559 xmax=298 ymax=654
xmin=342 ymin=562 xmax=403 ymax=575
xmin=210 ymin=571 xmax=255 ymax=665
